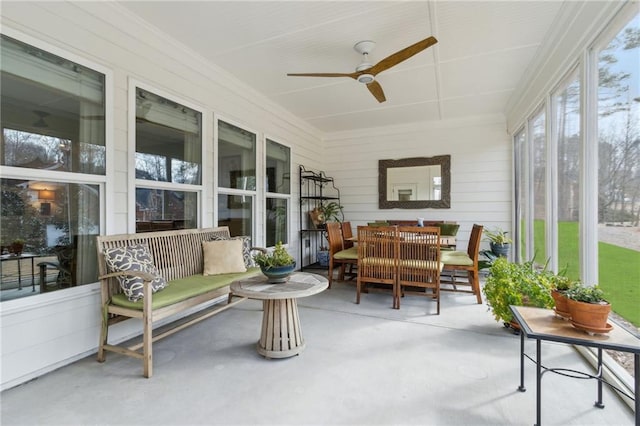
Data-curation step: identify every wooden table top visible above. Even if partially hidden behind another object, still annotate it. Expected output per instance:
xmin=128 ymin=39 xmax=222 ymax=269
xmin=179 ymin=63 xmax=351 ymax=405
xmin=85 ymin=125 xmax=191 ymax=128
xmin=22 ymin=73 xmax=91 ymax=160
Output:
xmin=230 ymin=272 xmax=328 ymax=300
xmin=511 ymin=306 xmax=640 ymax=353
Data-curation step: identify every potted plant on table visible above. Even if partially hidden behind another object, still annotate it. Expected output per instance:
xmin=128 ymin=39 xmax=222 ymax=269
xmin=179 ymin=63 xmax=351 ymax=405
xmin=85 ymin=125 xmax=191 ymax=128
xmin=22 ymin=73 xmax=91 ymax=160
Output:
xmin=484 ymin=227 xmax=512 ymax=257
xmin=565 ymin=284 xmax=611 ymax=333
xmin=549 ymin=274 xmax=574 ymax=320
xmin=10 ymin=238 xmax=25 ymax=255
xmin=482 ymin=257 xmax=554 ymax=330
xmin=253 ymin=241 xmax=296 ymax=283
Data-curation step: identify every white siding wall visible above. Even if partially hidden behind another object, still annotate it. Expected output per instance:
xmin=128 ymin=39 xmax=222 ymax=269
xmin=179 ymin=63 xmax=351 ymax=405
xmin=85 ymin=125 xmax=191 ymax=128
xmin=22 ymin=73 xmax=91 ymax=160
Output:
xmin=324 ymin=115 xmax=513 ymax=250
xmin=0 ymin=2 xmax=323 ymax=390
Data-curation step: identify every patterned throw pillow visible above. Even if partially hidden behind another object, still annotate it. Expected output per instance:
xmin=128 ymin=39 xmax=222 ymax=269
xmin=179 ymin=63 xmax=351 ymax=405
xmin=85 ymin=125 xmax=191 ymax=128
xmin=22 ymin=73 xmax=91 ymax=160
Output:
xmin=210 ymin=235 xmax=255 ymax=268
xmin=103 ymin=243 xmax=167 ymax=302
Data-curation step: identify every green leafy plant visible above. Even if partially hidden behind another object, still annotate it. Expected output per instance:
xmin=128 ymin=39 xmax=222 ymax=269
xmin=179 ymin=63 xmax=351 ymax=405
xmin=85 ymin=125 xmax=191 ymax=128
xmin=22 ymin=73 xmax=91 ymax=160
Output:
xmin=566 ymin=284 xmax=608 ymax=305
xmin=253 ymin=241 xmax=295 ymax=269
xmin=482 ymin=257 xmax=554 ymax=324
xmin=318 ymin=201 xmax=343 ymax=223
xmin=484 ymin=227 xmax=513 ymax=245
xmin=550 ymin=274 xmax=574 ymax=293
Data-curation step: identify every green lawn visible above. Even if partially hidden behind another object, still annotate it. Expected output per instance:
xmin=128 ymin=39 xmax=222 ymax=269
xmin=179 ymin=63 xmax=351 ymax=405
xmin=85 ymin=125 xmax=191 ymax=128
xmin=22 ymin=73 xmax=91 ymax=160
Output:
xmin=533 ymin=220 xmax=639 ymax=327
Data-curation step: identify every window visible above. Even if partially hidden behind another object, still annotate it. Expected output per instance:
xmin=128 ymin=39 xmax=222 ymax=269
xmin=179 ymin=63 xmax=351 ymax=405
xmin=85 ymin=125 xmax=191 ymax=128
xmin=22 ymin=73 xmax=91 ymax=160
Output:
xmin=530 ymin=109 xmax=547 ymax=264
xmin=553 ymin=73 xmax=581 ymax=280
xmin=513 ymin=129 xmax=527 ymax=262
xmin=0 ymin=35 xmax=106 ymax=300
xmin=217 ymin=120 xmax=256 ymax=238
xmin=512 ymin=7 xmax=639 ymax=380
xmin=265 ymin=139 xmax=290 ymax=246
xmin=135 ymin=87 xmax=202 ymax=232
xmin=595 ymin=12 xmax=639 ymax=330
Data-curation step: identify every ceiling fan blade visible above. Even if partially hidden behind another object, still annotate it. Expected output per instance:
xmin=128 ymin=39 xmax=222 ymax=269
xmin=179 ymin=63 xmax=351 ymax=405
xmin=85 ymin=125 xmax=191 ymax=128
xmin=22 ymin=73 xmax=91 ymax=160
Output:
xmin=287 ymin=72 xmax=357 ymax=79
xmin=368 ymin=36 xmax=437 ymax=76
xmin=366 ymin=81 xmax=386 ymax=103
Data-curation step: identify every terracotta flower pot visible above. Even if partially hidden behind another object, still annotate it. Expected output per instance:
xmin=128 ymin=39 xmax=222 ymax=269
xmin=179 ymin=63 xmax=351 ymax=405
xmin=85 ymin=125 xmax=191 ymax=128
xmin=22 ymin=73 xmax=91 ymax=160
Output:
xmin=567 ymin=298 xmax=611 ymax=332
xmin=551 ymin=290 xmax=571 ymax=320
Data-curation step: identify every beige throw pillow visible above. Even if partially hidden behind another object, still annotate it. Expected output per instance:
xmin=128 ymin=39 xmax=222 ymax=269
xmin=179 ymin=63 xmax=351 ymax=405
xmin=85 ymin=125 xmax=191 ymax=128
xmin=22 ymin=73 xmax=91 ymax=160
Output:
xmin=202 ymin=239 xmax=247 ymax=275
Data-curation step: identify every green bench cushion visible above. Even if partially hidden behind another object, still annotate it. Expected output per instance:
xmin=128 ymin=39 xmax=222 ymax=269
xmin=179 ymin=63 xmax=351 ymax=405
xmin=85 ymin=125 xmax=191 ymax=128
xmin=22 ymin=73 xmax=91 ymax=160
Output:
xmin=111 ymin=267 xmax=261 ymax=310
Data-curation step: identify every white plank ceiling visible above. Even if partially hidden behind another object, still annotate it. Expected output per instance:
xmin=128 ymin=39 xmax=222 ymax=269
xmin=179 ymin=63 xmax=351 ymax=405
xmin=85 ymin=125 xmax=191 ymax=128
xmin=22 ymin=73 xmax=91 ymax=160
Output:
xmin=118 ymin=1 xmax=563 ymax=133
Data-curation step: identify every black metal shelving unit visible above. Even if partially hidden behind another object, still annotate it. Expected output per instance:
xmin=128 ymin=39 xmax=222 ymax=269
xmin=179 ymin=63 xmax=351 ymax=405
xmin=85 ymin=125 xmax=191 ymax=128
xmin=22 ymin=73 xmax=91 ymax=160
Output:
xmin=299 ymin=165 xmax=341 ymax=271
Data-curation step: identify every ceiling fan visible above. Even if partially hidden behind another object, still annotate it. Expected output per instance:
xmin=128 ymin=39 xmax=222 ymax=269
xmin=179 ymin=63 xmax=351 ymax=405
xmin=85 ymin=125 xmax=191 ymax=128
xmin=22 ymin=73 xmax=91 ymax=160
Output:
xmin=287 ymin=36 xmax=437 ymax=103
xmin=33 ymin=110 xmax=50 ymax=128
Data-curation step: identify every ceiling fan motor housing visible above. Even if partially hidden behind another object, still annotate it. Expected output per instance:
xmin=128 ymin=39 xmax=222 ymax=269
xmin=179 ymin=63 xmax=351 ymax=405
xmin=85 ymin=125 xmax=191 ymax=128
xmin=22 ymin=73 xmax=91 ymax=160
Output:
xmin=357 ymin=74 xmax=375 ymax=84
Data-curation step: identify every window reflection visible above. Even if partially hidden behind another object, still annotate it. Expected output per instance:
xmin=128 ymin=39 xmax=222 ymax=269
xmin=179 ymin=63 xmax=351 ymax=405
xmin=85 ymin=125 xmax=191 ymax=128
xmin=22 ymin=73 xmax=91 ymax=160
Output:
xmin=135 ymin=88 xmax=201 ymax=185
xmin=0 ymin=35 xmax=106 ymax=175
xmin=135 ymin=189 xmax=197 ymax=232
xmin=266 ymin=198 xmax=288 ymax=246
xmin=218 ymin=121 xmax=256 ymax=190
xmin=217 ymin=194 xmax=253 ymax=238
xmin=0 ymin=179 xmax=100 ymax=299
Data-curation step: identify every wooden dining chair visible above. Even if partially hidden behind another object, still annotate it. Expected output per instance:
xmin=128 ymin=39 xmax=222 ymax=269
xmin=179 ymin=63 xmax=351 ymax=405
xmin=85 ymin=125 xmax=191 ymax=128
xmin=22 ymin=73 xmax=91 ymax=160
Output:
xmin=441 ymin=224 xmax=483 ymax=304
xmin=356 ymin=225 xmax=399 ymax=309
xmin=341 ymin=221 xmax=354 ymax=249
xmin=326 ymin=222 xmax=358 ymax=288
xmin=397 ymin=226 xmax=442 ymax=314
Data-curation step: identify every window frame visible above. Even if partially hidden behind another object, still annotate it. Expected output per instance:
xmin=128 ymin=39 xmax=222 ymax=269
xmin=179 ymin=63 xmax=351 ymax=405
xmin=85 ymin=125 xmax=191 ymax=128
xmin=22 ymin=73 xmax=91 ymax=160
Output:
xmin=128 ymin=79 xmax=207 ymax=233
xmin=0 ymin=28 xmax=112 ymax=302
xmin=214 ymin=116 xmax=259 ymax=242
xmin=264 ymin=136 xmax=292 ymax=247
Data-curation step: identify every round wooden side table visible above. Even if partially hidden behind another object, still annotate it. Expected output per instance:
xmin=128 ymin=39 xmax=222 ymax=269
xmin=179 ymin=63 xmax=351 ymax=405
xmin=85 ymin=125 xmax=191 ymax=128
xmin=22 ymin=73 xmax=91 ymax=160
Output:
xmin=230 ymin=272 xmax=328 ymax=358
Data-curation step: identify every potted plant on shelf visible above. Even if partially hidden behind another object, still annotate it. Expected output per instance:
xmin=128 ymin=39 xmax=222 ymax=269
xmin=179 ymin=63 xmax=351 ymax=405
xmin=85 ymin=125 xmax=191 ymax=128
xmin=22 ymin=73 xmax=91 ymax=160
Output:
xmin=565 ymin=284 xmax=611 ymax=333
xmin=484 ymin=227 xmax=513 ymax=257
xmin=482 ymin=257 xmax=554 ymax=330
xmin=317 ymin=201 xmax=343 ymax=228
xmin=253 ymin=241 xmax=296 ymax=283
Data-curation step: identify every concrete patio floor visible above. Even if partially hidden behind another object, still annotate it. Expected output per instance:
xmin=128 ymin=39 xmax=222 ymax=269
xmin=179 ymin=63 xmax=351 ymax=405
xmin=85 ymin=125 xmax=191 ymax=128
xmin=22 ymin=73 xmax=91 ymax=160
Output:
xmin=0 ymin=276 xmax=635 ymax=425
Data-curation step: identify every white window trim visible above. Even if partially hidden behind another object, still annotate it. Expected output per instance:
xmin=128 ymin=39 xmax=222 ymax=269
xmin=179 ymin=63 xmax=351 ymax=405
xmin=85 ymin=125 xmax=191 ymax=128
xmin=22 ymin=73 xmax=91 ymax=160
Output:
xmin=264 ymin=135 xmax=293 ymax=248
xmin=128 ymin=78 xmax=207 ymax=233
xmin=214 ymin=115 xmax=260 ymax=243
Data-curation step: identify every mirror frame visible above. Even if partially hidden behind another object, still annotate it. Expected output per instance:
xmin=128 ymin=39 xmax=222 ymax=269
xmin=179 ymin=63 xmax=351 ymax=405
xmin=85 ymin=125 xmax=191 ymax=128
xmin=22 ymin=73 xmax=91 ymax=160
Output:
xmin=378 ymin=155 xmax=451 ymax=209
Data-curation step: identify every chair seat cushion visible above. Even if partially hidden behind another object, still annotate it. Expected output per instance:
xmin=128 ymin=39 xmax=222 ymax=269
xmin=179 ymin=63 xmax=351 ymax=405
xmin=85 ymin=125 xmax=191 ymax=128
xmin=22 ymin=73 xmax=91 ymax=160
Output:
xmin=441 ymin=251 xmax=474 ymax=266
xmin=334 ymin=247 xmax=358 ymax=260
xmin=399 ymin=259 xmax=444 ymax=271
xmin=360 ymin=257 xmax=396 ymax=267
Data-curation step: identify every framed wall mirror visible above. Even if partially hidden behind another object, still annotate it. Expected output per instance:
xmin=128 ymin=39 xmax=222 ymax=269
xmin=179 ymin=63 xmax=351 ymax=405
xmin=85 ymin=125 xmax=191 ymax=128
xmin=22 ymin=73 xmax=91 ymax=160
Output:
xmin=379 ymin=155 xmax=451 ymax=209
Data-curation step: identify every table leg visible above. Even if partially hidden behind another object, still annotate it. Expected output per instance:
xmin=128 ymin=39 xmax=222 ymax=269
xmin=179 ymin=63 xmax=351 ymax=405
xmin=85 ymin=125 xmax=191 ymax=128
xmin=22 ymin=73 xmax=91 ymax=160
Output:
xmin=17 ymin=258 xmax=22 ymax=290
xmin=30 ymin=257 xmax=35 ymax=292
xmin=594 ymin=348 xmax=605 ymax=408
xmin=518 ymin=330 xmax=526 ymax=392
xmin=635 ymin=354 xmax=639 ymax=426
xmin=536 ymin=339 xmax=541 ymax=426
xmin=257 ymin=298 xmax=305 ymax=359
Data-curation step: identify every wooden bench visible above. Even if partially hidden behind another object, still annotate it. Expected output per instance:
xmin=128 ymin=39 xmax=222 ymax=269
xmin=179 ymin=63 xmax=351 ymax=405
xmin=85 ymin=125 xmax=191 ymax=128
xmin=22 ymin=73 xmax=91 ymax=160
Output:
xmin=96 ymin=227 xmax=261 ymax=377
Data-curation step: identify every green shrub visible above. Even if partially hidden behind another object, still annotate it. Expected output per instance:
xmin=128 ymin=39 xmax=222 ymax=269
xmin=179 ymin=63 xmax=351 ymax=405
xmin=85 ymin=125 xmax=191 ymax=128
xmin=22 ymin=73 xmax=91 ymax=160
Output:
xmin=482 ymin=257 xmax=554 ymax=324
